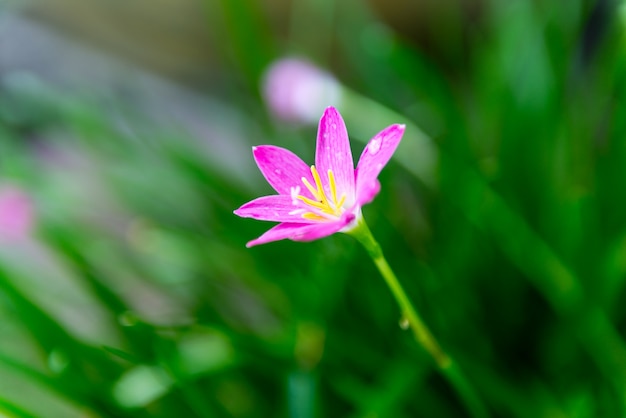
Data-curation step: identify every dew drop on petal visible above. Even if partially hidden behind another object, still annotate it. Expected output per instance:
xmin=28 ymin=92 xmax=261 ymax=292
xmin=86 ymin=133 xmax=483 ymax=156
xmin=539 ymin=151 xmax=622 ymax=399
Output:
xmin=368 ymin=138 xmax=382 ymax=155
xmin=323 ymin=133 xmax=329 ymax=139
xmin=331 ymin=123 xmax=337 ymax=130
xmin=399 ymin=317 xmax=410 ymax=330
xmin=275 ymin=169 xmax=282 ymax=175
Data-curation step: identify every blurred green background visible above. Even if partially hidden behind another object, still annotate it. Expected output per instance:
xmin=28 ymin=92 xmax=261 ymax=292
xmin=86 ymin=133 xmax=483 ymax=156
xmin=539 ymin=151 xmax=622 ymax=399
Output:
xmin=1 ymin=0 xmax=625 ymax=417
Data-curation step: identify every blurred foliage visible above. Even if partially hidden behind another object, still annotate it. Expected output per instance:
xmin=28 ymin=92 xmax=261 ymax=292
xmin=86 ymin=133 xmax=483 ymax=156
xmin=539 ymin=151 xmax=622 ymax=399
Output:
xmin=1 ymin=0 xmax=626 ymax=417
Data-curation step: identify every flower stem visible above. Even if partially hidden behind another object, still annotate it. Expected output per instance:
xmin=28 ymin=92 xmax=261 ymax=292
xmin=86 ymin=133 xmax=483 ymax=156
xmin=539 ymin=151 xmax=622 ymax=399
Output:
xmin=347 ymin=218 xmax=489 ymax=418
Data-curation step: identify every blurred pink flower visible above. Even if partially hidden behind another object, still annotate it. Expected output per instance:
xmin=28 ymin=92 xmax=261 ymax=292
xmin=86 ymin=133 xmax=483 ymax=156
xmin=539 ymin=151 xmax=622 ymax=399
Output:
xmin=0 ymin=185 xmax=34 ymax=241
xmin=235 ymin=106 xmax=404 ymax=247
xmin=262 ymin=58 xmax=341 ymax=123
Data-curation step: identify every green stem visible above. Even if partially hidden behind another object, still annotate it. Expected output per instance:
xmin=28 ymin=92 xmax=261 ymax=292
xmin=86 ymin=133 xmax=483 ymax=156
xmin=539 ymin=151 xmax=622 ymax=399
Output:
xmin=347 ymin=217 xmax=489 ymax=418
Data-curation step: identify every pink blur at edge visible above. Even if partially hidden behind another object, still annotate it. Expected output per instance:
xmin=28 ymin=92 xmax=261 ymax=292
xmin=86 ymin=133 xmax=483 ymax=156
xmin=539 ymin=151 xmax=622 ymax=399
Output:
xmin=262 ymin=58 xmax=340 ymax=123
xmin=0 ymin=185 xmax=34 ymax=242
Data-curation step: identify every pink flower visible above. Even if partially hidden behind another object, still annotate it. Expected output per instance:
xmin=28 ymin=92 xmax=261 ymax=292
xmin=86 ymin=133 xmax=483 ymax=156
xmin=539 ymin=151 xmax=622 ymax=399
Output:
xmin=234 ymin=107 xmax=405 ymax=247
xmin=262 ymin=58 xmax=341 ymax=123
xmin=0 ymin=185 xmax=34 ymax=242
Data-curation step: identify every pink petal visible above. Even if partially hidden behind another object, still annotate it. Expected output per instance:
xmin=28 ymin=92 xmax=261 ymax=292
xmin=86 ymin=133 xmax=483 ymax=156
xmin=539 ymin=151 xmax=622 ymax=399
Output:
xmin=355 ymin=179 xmax=381 ymax=206
xmin=253 ymin=146 xmax=315 ymax=198
xmin=234 ymin=195 xmax=313 ymax=223
xmin=315 ymin=107 xmax=355 ymax=204
xmin=246 ymin=213 xmax=355 ymax=247
xmin=355 ymin=124 xmax=405 ymax=205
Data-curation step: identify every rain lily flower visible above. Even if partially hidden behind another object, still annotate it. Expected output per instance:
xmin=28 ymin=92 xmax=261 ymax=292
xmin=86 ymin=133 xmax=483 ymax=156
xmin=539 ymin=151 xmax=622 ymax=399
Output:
xmin=234 ymin=107 xmax=487 ymax=417
xmin=262 ymin=58 xmax=341 ymax=124
xmin=234 ymin=106 xmax=404 ymax=247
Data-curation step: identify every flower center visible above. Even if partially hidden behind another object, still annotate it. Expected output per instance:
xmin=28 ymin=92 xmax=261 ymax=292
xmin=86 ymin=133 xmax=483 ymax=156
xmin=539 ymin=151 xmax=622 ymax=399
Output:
xmin=291 ymin=165 xmax=346 ymax=221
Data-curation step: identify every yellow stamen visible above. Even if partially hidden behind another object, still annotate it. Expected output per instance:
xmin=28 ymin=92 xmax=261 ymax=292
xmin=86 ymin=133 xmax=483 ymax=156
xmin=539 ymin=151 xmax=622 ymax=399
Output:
xmin=297 ymin=195 xmax=328 ymax=211
xmin=337 ymin=193 xmax=346 ymax=209
xmin=328 ymin=169 xmax=338 ymax=206
xmin=310 ymin=166 xmax=327 ymax=204
xmin=302 ymin=212 xmax=327 ymax=221
xmin=301 ymin=177 xmax=320 ymax=201
xmin=293 ymin=165 xmax=348 ymax=221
